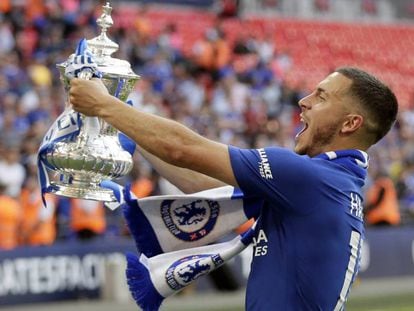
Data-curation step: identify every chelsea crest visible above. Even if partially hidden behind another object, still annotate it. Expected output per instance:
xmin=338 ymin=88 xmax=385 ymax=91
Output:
xmin=165 ymin=254 xmax=224 ymax=290
xmin=161 ymin=199 xmax=220 ymax=241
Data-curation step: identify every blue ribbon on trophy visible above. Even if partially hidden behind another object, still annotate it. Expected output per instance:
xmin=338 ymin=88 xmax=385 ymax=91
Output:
xmin=37 ymin=108 xmax=81 ymax=206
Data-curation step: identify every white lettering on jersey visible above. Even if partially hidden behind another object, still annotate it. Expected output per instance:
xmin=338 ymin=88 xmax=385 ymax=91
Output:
xmin=350 ymin=192 xmax=363 ymax=220
xmin=334 ymin=231 xmax=362 ymax=310
xmin=257 ymin=148 xmax=273 ymax=179
xmin=253 ymin=229 xmax=268 ymax=257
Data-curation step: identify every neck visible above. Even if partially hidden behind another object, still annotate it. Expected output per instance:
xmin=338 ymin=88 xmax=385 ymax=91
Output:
xmin=307 ymin=141 xmax=368 ymax=158
xmin=324 ymin=135 xmax=371 ymax=154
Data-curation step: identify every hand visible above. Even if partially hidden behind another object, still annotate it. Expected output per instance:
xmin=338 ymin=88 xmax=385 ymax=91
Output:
xmin=69 ymin=78 xmax=110 ymax=117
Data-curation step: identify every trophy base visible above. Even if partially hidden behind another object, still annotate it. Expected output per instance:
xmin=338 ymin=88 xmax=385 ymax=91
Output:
xmin=48 ymin=181 xmax=116 ymax=202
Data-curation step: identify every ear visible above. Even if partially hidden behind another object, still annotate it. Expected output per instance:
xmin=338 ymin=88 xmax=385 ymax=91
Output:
xmin=341 ymin=114 xmax=364 ymax=134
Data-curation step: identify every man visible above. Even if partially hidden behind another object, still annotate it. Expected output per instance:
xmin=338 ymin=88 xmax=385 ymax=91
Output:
xmin=364 ymin=171 xmax=400 ymax=226
xmin=0 ymin=182 xmax=22 ymax=250
xmin=69 ymin=67 xmax=398 ymax=310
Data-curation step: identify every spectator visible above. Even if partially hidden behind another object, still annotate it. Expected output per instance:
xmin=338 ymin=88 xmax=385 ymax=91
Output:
xmin=20 ymin=175 xmax=57 ymax=246
xmin=364 ymin=171 xmax=401 ymax=226
xmin=255 ymin=32 xmax=276 ymax=64
xmin=0 ymin=0 xmax=10 ymax=14
xmin=70 ymin=199 xmax=106 ymax=240
xmin=0 ymin=182 xmax=22 ymax=250
xmin=130 ymin=164 xmax=157 ymax=198
xmin=158 ymin=23 xmax=183 ymax=61
xmin=0 ymin=19 xmax=15 ymax=54
xmin=214 ymin=0 xmax=240 ymax=18
xmin=210 ymin=67 xmax=249 ymax=143
xmin=141 ymin=51 xmax=173 ymax=94
xmin=0 ymin=145 xmax=26 ymax=197
xmin=134 ymin=5 xmax=151 ymax=41
xmin=397 ymin=159 xmax=414 ymax=216
xmin=212 ymin=29 xmax=232 ymax=75
xmin=191 ymin=29 xmax=216 ymax=73
xmin=27 ymin=55 xmax=52 ymax=88
xmin=169 ymin=62 xmax=206 ymax=114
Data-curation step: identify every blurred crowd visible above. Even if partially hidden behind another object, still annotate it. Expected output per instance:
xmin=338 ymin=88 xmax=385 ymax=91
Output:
xmin=0 ymin=0 xmax=413 ymax=251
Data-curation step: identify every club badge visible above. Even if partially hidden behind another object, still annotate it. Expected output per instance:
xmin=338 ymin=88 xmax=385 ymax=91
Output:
xmin=165 ymin=254 xmax=224 ymax=290
xmin=161 ymin=199 xmax=220 ymax=241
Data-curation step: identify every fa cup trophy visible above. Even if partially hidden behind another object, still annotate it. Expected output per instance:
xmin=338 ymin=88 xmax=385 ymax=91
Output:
xmin=38 ymin=2 xmax=140 ymax=202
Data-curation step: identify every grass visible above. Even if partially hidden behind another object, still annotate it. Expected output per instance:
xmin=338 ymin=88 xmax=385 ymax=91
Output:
xmin=347 ymin=293 xmax=414 ymax=311
xmin=3 ymin=287 xmax=414 ymax=311
xmin=163 ymin=293 xmax=414 ymax=311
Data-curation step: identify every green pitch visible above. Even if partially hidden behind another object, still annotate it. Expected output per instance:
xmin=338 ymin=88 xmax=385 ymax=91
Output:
xmin=163 ymin=293 xmax=414 ymax=311
xmin=347 ymin=293 xmax=414 ymax=311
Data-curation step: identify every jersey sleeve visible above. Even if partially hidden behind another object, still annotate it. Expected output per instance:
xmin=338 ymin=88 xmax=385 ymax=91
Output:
xmin=228 ymin=145 xmax=318 ymax=213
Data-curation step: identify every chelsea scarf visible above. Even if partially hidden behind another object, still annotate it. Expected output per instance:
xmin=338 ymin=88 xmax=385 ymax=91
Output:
xmin=100 ymin=181 xmax=261 ymax=311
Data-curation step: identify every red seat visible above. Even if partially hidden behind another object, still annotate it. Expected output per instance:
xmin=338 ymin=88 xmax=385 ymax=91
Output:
xmin=115 ymin=5 xmax=414 ymax=108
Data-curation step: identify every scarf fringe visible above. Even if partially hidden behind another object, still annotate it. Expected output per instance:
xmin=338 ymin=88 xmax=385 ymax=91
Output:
xmin=122 ymin=186 xmax=163 ymax=257
xmin=126 ymin=252 xmax=164 ymax=311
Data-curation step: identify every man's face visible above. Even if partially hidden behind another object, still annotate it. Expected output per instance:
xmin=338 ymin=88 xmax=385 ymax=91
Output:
xmin=294 ymin=72 xmax=353 ymax=157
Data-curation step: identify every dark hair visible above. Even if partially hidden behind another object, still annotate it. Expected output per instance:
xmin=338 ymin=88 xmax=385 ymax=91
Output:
xmin=335 ymin=67 xmax=398 ymax=144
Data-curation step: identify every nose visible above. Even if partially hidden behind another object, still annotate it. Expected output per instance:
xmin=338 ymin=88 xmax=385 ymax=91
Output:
xmin=298 ymin=93 xmax=312 ymax=110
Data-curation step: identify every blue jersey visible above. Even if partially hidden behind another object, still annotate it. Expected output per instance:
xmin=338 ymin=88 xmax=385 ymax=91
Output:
xmin=229 ymin=146 xmax=367 ymax=311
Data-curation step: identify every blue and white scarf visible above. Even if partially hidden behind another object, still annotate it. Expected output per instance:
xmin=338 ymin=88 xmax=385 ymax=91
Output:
xmin=100 ymin=181 xmax=261 ymax=311
xmin=37 ymin=39 xmax=134 ymax=205
xmin=37 ymin=108 xmax=82 ymax=205
xmin=126 ymin=224 xmax=256 ymax=311
xmin=315 ymin=149 xmax=369 ymax=179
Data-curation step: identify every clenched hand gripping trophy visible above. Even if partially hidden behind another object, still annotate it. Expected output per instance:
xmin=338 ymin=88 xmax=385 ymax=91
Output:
xmin=39 ymin=2 xmax=139 ymax=202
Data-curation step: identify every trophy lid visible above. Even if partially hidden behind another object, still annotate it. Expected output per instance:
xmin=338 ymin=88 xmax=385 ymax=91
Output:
xmin=58 ymin=2 xmax=139 ymax=80
xmin=87 ymin=2 xmax=138 ymax=79
xmin=87 ymin=2 xmax=119 ymax=59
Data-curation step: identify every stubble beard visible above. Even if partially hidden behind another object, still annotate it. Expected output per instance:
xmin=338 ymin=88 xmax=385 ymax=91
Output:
xmin=297 ymin=123 xmax=340 ymax=157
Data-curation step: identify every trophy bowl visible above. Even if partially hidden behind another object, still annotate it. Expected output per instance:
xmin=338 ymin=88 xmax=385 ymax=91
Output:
xmin=43 ymin=2 xmax=140 ymax=202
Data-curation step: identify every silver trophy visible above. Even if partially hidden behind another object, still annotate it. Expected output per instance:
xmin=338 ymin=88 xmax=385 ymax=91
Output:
xmin=44 ymin=2 xmax=139 ymax=202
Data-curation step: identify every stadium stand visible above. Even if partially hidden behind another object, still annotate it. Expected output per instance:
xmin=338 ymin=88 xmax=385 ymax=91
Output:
xmin=113 ymin=5 xmax=414 ymax=107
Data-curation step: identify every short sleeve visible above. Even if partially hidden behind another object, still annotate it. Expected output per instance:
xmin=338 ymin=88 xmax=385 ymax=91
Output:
xmin=228 ymin=145 xmax=318 ymax=213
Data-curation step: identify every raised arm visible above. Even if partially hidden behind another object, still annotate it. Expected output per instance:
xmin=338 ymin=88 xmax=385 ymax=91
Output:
xmin=138 ymin=147 xmax=226 ymax=193
xmin=69 ymin=78 xmax=238 ymax=187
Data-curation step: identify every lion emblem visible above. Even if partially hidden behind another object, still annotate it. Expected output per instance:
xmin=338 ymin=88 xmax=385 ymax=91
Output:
xmin=176 ymin=259 xmax=211 ymax=284
xmin=173 ymin=200 xmax=207 ymax=226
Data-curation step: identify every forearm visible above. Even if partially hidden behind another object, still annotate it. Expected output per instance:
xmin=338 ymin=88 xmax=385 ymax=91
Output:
xmin=98 ymin=95 xmax=235 ymax=185
xmin=69 ymin=78 xmax=237 ymax=186
xmin=138 ymin=147 xmax=226 ymax=193
xmin=100 ymin=96 xmax=203 ymax=166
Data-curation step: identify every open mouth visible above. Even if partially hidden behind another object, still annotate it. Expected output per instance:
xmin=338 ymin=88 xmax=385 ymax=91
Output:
xmin=295 ymin=118 xmax=309 ymax=139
